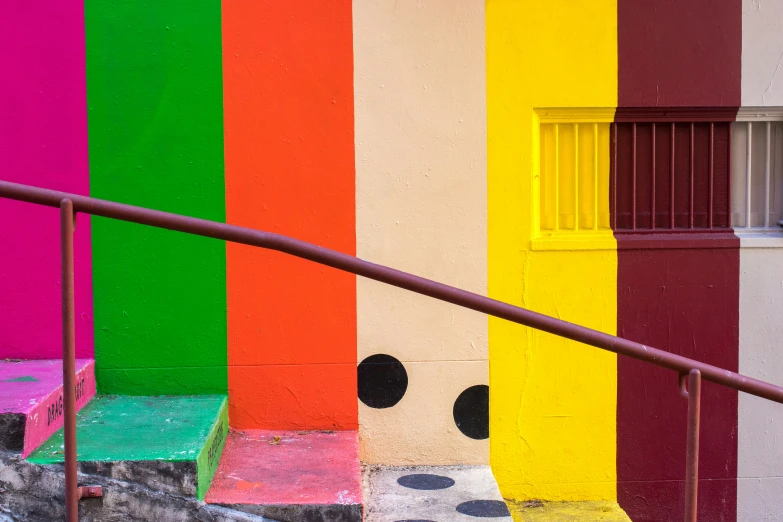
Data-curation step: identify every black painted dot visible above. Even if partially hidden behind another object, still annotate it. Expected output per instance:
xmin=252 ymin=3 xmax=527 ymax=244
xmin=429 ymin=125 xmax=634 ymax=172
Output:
xmin=456 ymin=500 xmax=511 ymax=518
xmin=358 ymin=354 xmax=408 ymax=408
xmin=397 ymin=473 xmax=455 ymax=490
xmin=453 ymin=384 xmax=489 ymax=440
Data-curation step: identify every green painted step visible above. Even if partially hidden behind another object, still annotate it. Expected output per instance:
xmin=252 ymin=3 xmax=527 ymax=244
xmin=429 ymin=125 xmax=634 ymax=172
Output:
xmin=28 ymin=395 xmax=227 ymax=500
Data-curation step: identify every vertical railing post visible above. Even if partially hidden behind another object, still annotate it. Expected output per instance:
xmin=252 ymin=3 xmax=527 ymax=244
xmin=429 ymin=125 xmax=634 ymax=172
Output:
xmin=680 ymin=368 xmax=702 ymax=522
xmin=61 ymin=199 xmax=78 ymax=522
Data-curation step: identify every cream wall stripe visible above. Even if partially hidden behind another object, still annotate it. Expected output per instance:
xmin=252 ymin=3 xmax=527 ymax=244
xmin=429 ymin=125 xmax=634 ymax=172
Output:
xmin=741 ymin=0 xmax=783 ymax=106
xmin=354 ymin=0 xmax=488 ymax=464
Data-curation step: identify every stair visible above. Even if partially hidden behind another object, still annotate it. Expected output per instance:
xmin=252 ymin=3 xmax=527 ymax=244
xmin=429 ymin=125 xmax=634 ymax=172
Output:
xmin=205 ymin=429 xmax=363 ymax=521
xmin=0 ymin=358 xmax=95 ymax=457
xmin=27 ymin=394 xmax=228 ymax=499
xmin=0 ymin=369 xmax=626 ymax=521
xmin=362 ymin=464 xmax=512 ymax=521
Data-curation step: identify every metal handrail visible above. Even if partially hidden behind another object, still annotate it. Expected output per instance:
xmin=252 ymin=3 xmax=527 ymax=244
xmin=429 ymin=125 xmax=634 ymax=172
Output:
xmin=2 ymin=179 xmax=782 ymax=522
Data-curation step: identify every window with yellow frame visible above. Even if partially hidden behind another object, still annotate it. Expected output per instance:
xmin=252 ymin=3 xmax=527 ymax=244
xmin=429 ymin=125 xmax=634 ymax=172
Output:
xmin=532 ymin=108 xmax=615 ymax=250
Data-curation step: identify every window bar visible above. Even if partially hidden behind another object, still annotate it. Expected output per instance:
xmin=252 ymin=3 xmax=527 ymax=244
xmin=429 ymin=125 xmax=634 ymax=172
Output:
xmin=612 ymin=123 xmax=617 ymax=230
xmin=774 ymin=124 xmax=780 ymax=226
xmin=690 ymin=123 xmax=695 ymax=229
xmin=765 ymin=121 xmax=771 ymax=229
xmin=574 ymin=123 xmax=579 ymax=230
xmin=709 ymin=123 xmax=714 ymax=229
xmin=632 ymin=123 xmax=637 ymax=230
xmin=727 ymin=123 xmax=733 ymax=228
xmin=555 ymin=123 xmax=560 ymax=231
xmin=594 ymin=123 xmax=599 ymax=230
xmin=651 ymin=123 xmax=656 ymax=229
xmin=671 ymin=123 xmax=676 ymax=229
xmin=746 ymin=122 xmax=753 ymax=228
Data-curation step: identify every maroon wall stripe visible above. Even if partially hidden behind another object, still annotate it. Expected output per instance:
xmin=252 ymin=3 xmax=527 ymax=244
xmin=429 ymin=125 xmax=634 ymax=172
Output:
xmin=616 ymin=5 xmax=742 ymax=519
xmin=617 ymin=0 xmax=742 ymax=107
xmin=613 ymin=104 xmax=740 ymax=521
xmin=615 ymin=243 xmax=739 ymax=522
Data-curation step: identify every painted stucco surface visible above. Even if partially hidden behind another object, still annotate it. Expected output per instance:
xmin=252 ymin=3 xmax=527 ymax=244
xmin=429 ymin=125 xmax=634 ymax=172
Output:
xmin=487 ymin=0 xmax=618 ymax=500
xmin=0 ymin=1 xmax=93 ymax=360
xmin=614 ymin=3 xmax=742 ymax=519
xmin=615 ymin=242 xmax=740 ymax=522
xmin=223 ymin=0 xmax=357 ymax=431
xmin=618 ymin=0 xmax=742 ymax=107
xmin=741 ymin=0 xmax=783 ymax=106
xmin=738 ymin=241 xmax=783 ymax=521
xmin=354 ymin=0 xmax=488 ymax=464
xmin=3 ymin=4 xmax=783 ymax=519
xmin=86 ymin=0 xmax=227 ymax=395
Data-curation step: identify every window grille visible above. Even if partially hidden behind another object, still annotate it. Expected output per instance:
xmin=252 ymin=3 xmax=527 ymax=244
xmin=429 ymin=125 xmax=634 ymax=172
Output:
xmin=612 ymin=119 xmax=733 ymax=231
xmin=537 ymin=112 xmax=613 ymax=237
xmin=731 ymin=112 xmax=783 ymax=232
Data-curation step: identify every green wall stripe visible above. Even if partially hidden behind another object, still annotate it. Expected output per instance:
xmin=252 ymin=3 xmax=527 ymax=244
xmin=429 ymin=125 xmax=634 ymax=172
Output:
xmin=86 ymin=0 xmax=227 ymax=394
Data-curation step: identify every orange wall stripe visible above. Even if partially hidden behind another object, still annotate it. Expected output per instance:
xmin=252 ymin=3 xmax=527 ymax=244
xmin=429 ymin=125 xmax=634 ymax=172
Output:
xmin=223 ymin=0 xmax=357 ymax=430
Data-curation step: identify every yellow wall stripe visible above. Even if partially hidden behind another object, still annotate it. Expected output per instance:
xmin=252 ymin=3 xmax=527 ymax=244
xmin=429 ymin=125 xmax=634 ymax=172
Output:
xmin=487 ymin=0 xmax=618 ymax=501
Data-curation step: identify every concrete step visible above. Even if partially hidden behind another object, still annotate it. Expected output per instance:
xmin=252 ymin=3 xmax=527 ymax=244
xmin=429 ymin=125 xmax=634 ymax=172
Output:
xmin=27 ymin=394 xmax=228 ymax=499
xmin=205 ymin=429 xmax=363 ymax=522
xmin=363 ymin=464 xmax=513 ymax=522
xmin=0 ymin=358 xmax=96 ymax=457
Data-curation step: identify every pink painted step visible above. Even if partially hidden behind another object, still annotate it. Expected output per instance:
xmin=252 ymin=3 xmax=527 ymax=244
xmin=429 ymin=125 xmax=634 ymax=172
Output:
xmin=205 ymin=430 xmax=362 ymax=521
xmin=0 ymin=359 xmax=96 ymax=457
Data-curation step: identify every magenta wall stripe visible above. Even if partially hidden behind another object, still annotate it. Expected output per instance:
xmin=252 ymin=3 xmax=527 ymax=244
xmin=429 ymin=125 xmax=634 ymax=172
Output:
xmin=0 ymin=1 xmax=93 ymax=359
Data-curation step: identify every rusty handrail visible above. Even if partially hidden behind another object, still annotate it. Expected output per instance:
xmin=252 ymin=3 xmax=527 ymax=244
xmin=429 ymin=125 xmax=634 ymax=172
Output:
xmin=2 ymin=179 xmax=782 ymax=522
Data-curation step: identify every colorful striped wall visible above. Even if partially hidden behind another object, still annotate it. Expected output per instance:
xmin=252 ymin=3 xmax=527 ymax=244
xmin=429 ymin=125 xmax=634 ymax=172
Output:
xmin=614 ymin=3 xmax=742 ymax=520
xmin=737 ymin=2 xmax=783 ymax=521
xmin=354 ymin=0 xmax=488 ymax=464
xmin=2 ymin=1 xmax=783 ymax=520
xmin=487 ymin=0 xmax=619 ymax=501
xmin=86 ymin=0 xmax=228 ymax=395
xmin=223 ymin=0 xmax=357 ymax=430
xmin=0 ymin=1 xmax=93 ymax=361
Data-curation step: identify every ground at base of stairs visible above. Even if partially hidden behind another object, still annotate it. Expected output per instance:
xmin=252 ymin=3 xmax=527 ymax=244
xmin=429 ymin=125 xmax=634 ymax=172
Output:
xmin=508 ymin=499 xmax=631 ymax=521
xmin=362 ymin=464 xmax=512 ymax=522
